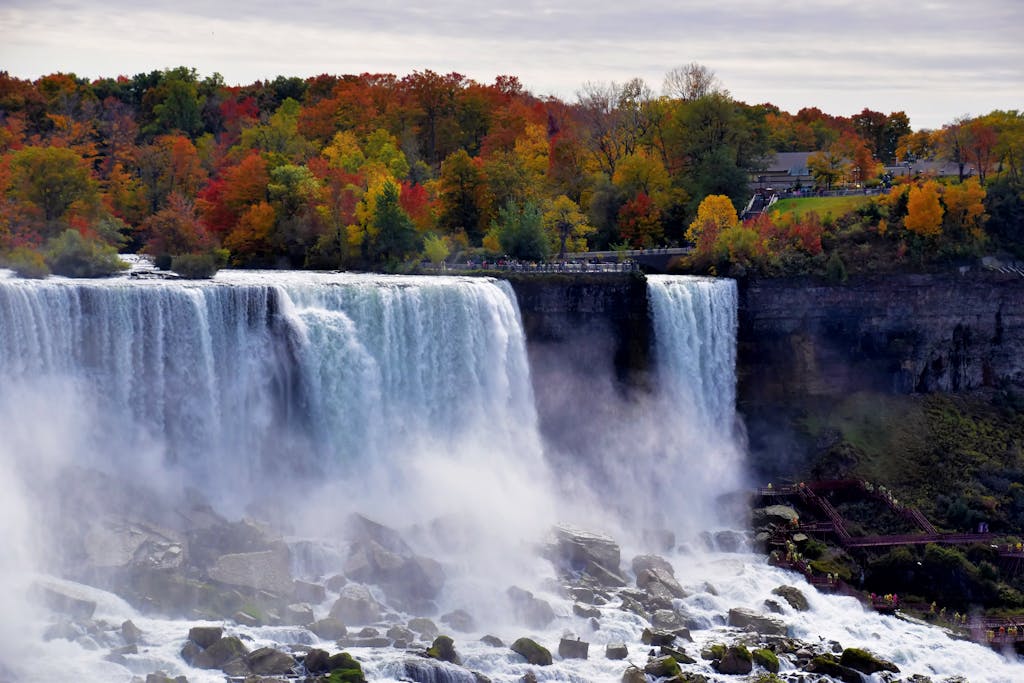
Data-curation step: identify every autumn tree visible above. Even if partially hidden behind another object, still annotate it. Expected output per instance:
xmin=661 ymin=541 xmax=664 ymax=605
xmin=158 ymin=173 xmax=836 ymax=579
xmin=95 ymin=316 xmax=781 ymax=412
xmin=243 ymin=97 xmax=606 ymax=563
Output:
xmin=367 ymin=179 xmax=419 ymax=262
xmin=617 ymin=192 xmax=662 ymax=248
xmin=543 ymin=195 xmax=594 ymax=257
xmin=686 ymin=194 xmax=737 ymax=252
xmin=662 ymin=62 xmax=725 ymax=101
xmin=942 ymin=178 xmax=986 ymax=240
xmin=437 ymin=149 xmax=488 ymax=241
xmin=8 ymin=146 xmax=98 ymax=232
xmin=904 ymin=181 xmax=944 ymax=237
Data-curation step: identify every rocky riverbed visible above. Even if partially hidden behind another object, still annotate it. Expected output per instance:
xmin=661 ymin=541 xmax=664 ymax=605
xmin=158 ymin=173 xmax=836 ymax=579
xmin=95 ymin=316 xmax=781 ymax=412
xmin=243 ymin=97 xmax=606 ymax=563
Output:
xmin=14 ymin=468 xmax=1021 ymax=683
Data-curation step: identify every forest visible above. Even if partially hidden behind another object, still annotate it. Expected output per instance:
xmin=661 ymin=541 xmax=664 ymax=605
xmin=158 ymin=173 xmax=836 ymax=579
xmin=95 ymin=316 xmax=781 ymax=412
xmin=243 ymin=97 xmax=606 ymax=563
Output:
xmin=0 ymin=65 xmax=1022 ymax=278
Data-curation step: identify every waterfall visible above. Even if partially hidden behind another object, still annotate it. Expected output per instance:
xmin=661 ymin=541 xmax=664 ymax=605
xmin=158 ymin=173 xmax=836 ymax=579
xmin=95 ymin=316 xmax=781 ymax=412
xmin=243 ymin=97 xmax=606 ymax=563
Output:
xmin=0 ymin=271 xmax=547 ymax=515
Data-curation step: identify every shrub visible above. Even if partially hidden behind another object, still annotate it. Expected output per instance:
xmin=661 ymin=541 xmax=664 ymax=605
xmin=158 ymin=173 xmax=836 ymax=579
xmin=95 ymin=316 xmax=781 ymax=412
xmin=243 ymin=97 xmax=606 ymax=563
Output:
xmin=44 ymin=229 xmax=128 ymax=278
xmin=171 ymin=250 xmax=226 ymax=279
xmin=1 ymin=246 xmax=50 ymax=278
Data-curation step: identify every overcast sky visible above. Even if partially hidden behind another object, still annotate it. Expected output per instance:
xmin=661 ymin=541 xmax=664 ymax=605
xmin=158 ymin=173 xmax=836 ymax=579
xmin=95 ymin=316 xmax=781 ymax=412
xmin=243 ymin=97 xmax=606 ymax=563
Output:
xmin=2 ymin=0 xmax=1020 ymax=130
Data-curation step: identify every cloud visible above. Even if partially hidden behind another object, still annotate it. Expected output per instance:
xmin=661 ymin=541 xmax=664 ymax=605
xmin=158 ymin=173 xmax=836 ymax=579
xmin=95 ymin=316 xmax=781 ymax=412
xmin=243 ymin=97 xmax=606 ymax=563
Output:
xmin=1 ymin=0 xmax=1020 ymax=129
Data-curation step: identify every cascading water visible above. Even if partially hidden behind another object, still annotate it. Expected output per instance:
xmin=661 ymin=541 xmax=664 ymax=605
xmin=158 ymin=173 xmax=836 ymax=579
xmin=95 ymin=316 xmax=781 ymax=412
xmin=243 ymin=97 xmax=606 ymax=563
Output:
xmin=0 ymin=268 xmax=1020 ymax=682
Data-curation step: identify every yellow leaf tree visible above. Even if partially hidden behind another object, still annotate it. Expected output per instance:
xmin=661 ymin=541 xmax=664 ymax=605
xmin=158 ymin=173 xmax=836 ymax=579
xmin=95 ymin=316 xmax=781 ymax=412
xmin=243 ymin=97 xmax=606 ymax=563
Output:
xmin=904 ymin=181 xmax=944 ymax=237
xmin=942 ymin=178 xmax=987 ymax=241
xmin=686 ymin=194 xmax=737 ymax=252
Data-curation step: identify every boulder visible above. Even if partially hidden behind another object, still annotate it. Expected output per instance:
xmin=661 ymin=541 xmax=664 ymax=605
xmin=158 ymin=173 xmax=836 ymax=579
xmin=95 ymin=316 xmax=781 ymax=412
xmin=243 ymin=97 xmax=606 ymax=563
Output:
xmin=187 ymin=518 xmax=278 ymax=570
xmin=771 ymin=585 xmax=809 ymax=611
xmin=806 ymin=654 xmax=862 ymax=683
xmin=180 ymin=640 xmax=202 ymax=665
xmin=246 ymin=646 xmax=297 ymax=676
xmin=651 ymin=609 xmax=686 ymax=631
xmin=621 ymin=665 xmax=645 ymax=683
xmin=605 ymin=643 xmax=628 ymax=660
xmin=727 ymin=607 xmax=788 ymax=636
xmin=309 ymin=617 xmax=348 ymax=640
xmin=631 ymin=554 xmax=675 ymax=577
xmin=507 ymin=587 xmax=555 ymax=629
xmin=659 ymin=645 xmax=695 ymax=664
xmin=753 ymin=647 xmax=780 ymax=673
xmin=144 ymin=672 xmax=188 ymax=683
xmin=480 ymin=635 xmax=504 ymax=647
xmin=121 ymin=619 xmax=143 ymax=645
xmin=192 ymin=635 xmax=248 ymax=669
xmin=713 ymin=530 xmax=744 ymax=552
xmin=840 ymin=647 xmax=900 ymax=674
xmin=329 ymin=584 xmax=382 ymax=625
xmin=558 ymin=637 xmax=589 ymax=660
xmin=637 ymin=566 xmax=687 ymax=599
xmin=714 ymin=645 xmax=753 ymax=675
xmin=283 ymin=603 xmax=315 ymax=626
xmin=293 ymin=580 xmax=327 ymax=604
xmin=644 ymin=655 xmax=681 ymax=678
xmin=641 ymin=628 xmax=675 ymax=647
xmin=426 ymin=635 xmax=461 ymax=664
xmin=187 ymin=625 xmax=223 ymax=649
xmin=232 ymin=611 xmax=260 ymax=627
xmin=304 ymin=648 xmax=331 ymax=673
xmin=326 ymin=651 xmax=366 ymax=681
xmin=760 ymin=505 xmax=799 ymax=525
xmin=551 ymin=525 xmax=624 ymax=584
xmin=325 ymin=574 xmax=348 ymax=592
xmin=511 ymin=637 xmax=552 ymax=666
xmin=441 ymin=609 xmax=476 ymax=633
xmin=343 ymin=514 xmax=445 ymax=606
xmin=573 ymin=603 xmax=600 ymax=619
xmin=408 ymin=617 xmax=440 ymax=640
xmin=207 ymin=545 xmax=294 ymax=597
xmin=387 ymin=625 xmax=415 ymax=643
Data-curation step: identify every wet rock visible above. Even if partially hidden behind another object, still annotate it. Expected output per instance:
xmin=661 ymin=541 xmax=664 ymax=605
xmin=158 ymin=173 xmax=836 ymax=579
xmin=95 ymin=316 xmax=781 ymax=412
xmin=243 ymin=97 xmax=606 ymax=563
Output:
xmin=208 ymin=546 xmax=294 ymax=597
xmin=326 ymin=651 xmax=366 ymax=681
xmin=759 ymin=505 xmax=799 ymax=525
xmin=441 ymin=609 xmax=476 ymax=633
xmin=121 ymin=619 xmax=143 ymax=645
xmin=303 ymin=648 xmax=331 ymax=673
xmin=573 ymin=603 xmax=600 ymax=618
xmin=806 ymin=654 xmax=862 ymax=683
xmin=641 ymin=628 xmax=675 ymax=647
xmin=34 ymin=583 xmax=97 ymax=620
xmin=180 ymin=640 xmax=202 ymax=665
xmin=551 ymin=525 xmax=625 ymax=585
xmin=246 ymin=646 xmax=296 ymax=676
xmin=763 ymin=599 xmax=784 ymax=614
xmin=293 ymin=580 xmax=327 ymax=604
xmin=329 ymin=584 xmax=382 ymax=625
xmin=325 ymin=574 xmax=348 ymax=592
xmin=233 ymin=611 xmax=260 ymax=627
xmin=145 ymin=672 xmax=188 ymax=683
xmin=644 ymin=655 xmax=681 ymax=678
xmin=192 ymin=636 xmax=248 ymax=669
xmin=771 ymin=585 xmax=809 ymax=611
xmin=507 ymin=586 xmax=555 ymax=629
xmin=339 ymin=635 xmax=391 ymax=648
xmin=714 ymin=530 xmax=744 ymax=552
xmin=651 ymin=609 xmax=686 ymax=631
xmin=426 ymin=635 xmax=461 ymax=664
xmin=753 ymin=647 xmax=780 ymax=673
xmin=714 ymin=645 xmax=753 ymax=674
xmin=309 ymin=617 xmax=347 ymax=640
xmin=605 ymin=643 xmax=628 ymax=660
xmin=510 ymin=637 xmax=552 ymax=666
xmin=660 ymin=644 xmax=695 ymax=664
xmin=637 ymin=566 xmax=687 ymax=599
xmin=283 ymin=603 xmax=315 ymax=625
xmin=480 ymin=635 xmax=504 ymax=647
xmin=409 ymin=617 xmax=440 ymax=640
xmin=403 ymin=657 xmax=478 ymax=683
xmin=840 ymin=647 xmax=900 ymax=674
xmin=343 ymin=514 xmax=445 ymax=606
xmin=631 ymin=554 xmax=674 ymax=577
xmin=187 ymin=626 xmax=223 ymax=649
xmin=558 ymin=637 xmax=589 ymax=659
xmin=387 ymin=625 xmax=415 ymax=643
xmin=621 ymin=665 xmax=645 ymax=683
xmin=727 ymin=607 xmax=788 ymax=636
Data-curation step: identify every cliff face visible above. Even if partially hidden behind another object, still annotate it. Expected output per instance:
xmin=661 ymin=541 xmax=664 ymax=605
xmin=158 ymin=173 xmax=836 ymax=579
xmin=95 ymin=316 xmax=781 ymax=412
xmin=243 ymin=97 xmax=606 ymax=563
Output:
xmin=737 ymin=272 xmax=1024 ymax=404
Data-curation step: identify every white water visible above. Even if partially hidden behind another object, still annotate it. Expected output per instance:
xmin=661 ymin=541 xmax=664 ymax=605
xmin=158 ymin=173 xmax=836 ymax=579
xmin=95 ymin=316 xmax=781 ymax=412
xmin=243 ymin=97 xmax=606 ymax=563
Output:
xmin=0 ymin=270 xmax=1019 ymax=682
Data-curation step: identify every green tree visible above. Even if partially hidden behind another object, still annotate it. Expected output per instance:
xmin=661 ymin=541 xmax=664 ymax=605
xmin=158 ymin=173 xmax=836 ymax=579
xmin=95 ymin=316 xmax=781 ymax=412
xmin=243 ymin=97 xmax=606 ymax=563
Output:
xmin=438 ymin=149 xmax=488 ymax=241
xmin=368 ymin=179 xmax=419 ymax=262
xmin=543 ymin=195 xmax=595 ymax=257
xmin=493 ymin=200 xmax=549 ymax=261
xmin=422 ymin=232 xmax=450 ymax=266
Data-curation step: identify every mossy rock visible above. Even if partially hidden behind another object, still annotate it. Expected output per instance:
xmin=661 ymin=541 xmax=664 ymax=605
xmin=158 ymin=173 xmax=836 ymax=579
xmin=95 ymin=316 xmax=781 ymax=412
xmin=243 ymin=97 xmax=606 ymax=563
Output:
xmin=643 ymin=655 xmax=681 ymax=678
xmin=714 ymin=645 xmax=753 ymax=675
xmin=426 ymin=635 xmax=461 ymax=664
xmin=192 ymin=636 xmax=248 ymax=669
xmin=806 ymin=654 xmax=862 ymax=683
xmin=326 ymin=651 xmax=366 ymax=683
xmin=752 ymin=647 xmax=780 ymax=673
xmin=510 ymin=637 xmax=552 ymax=666
xmin=701 ymin=643 xmax=726 ymax=660
xmin=839 ymin=647 xmax=899 ymax=674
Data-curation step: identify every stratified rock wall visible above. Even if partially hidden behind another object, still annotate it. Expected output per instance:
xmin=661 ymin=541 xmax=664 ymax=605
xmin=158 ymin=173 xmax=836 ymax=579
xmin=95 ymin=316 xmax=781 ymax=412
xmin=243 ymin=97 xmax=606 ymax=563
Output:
xmin=738 ymin=272 xmax=1024 ymax=402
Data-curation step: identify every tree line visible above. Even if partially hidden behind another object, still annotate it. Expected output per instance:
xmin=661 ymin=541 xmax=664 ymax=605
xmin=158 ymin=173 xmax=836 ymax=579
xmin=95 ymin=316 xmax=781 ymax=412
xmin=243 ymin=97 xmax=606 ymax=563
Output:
xmin=0 ymin=65 xmax=1021 ymax=277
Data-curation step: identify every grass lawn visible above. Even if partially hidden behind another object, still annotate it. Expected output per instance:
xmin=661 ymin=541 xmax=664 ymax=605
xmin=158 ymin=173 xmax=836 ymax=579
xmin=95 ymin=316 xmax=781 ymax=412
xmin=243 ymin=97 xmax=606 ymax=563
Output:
xmin=770 ymin=195 xmax=872 ymax=220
